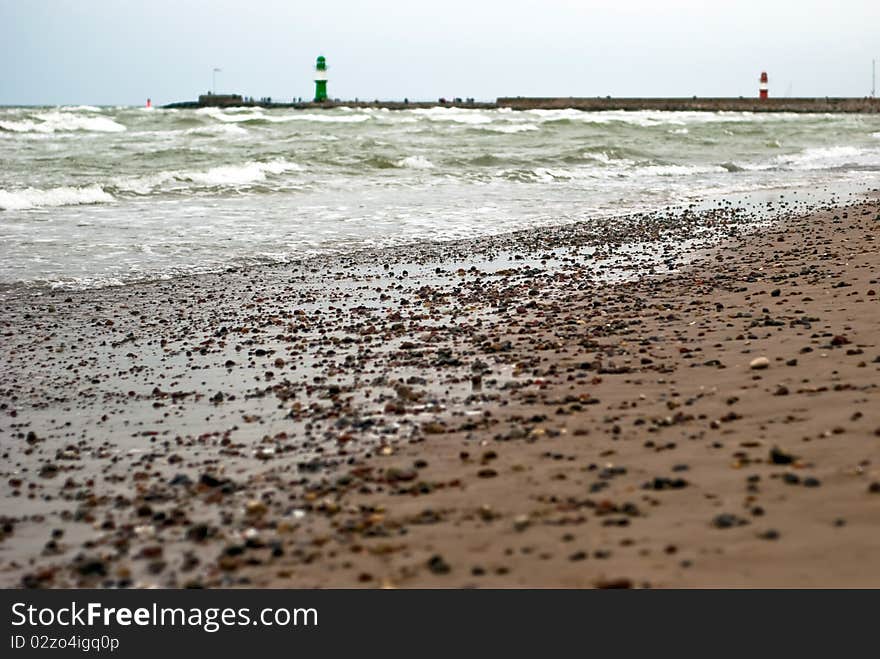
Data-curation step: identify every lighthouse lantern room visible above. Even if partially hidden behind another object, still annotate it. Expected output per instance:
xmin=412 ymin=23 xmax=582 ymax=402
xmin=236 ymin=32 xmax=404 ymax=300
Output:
xmin=314 ymin=56 xmax=328 ymax=102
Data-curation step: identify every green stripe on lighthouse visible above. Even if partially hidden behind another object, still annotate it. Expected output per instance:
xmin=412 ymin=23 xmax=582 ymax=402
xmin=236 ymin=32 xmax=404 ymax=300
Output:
xmin=314 ymin=55 xmax=328 ymax=102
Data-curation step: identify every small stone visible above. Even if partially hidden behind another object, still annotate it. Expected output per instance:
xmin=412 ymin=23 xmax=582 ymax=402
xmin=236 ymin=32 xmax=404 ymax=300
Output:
xmin=427 ymin=555 xmax=451 ymax=575
xmin=39 ymin=464 xmax=59 ymax=478
xmin=643 ymin=477 xmax=688 ymax=490
xmin=199 ymin=473 xmax=224 ymax=488
xmin=245 ymin=500 xmax=268 ymax=517
xmin=385 ymin=467 xmax=417 ymax=483
xmin=712 ymin=513 xmax=748 ymax=529
xmin=749 ymin=357 xmax=770 ymax=370
xmin=74 ymin=556 xmax=107 ymax=577
xmin=770 ymin=447 xmax=795 ymax=465
xmin=186 ymin=524 xmax=211 ymax=543
xmin=594 ymin=577 xmax=632 ymax=589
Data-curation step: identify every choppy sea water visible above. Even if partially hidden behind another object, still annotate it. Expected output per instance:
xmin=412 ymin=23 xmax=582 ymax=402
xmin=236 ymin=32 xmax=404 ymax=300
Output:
xmin=1 ymin=104 xmax=879 ymax=290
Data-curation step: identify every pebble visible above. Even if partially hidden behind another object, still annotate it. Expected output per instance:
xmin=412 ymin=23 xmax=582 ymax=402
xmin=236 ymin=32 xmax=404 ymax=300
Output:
xmin=749 ymin=357 xmax=770 ymax=370
xmin=770 ymin=447 xmax=796 ymax=465
xmin=427 ymin=555 xmax=451 ymax=575
xmin=712 ymin=513 xmax=749 ymax=529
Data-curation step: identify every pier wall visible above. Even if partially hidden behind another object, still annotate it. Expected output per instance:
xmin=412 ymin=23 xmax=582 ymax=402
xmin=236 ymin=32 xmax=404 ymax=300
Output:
xmin=496 ymin=97 xmax=880 ymax=113
xmin=164 ymin=97 xmax=880 ymax=113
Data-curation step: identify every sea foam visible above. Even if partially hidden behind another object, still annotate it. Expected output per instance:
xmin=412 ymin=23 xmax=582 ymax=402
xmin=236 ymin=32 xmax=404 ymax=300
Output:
xmin=0 ymin=111 xmax=126 ymax=133
xmin=111 ymin=159 xmax=302 ymax=193
xmin=775 ymin=145 xmax=878 ymax=170
xmin=0 ymin=184 xmax=115 ymax=210
xmin=397 ymin=155 xmax=435 ymax=169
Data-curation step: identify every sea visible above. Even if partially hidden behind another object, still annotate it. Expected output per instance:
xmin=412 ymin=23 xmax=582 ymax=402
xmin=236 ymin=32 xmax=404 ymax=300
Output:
xmin=1 ymin=104 xmax=879 ymax=290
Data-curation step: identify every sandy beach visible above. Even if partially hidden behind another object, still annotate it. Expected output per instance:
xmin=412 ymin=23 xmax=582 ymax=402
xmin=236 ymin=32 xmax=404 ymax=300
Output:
xmin=1 ymin=190 xmax=878 ymax=588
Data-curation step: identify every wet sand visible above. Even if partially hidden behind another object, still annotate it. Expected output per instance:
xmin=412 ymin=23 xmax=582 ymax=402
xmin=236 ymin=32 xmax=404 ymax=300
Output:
xmin=1 ymin=191 xmax=879 ymax=588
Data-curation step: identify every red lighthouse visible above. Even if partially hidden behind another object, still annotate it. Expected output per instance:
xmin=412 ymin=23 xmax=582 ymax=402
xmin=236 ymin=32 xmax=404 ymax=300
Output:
xmin=759 ymin=72 xmax=768 ymax=100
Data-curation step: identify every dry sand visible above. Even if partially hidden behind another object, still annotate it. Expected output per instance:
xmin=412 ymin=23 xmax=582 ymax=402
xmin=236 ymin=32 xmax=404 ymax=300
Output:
xmin=1 ymin=192 xmax=878 ymax=588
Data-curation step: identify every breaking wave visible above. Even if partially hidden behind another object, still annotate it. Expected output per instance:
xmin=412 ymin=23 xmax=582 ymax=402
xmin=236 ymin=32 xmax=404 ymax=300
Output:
xmin=730 ymin=145 xmax=880 ymax=172
xmin=0 ymin=111 xmax=126 ymax=133
xmin=411 ymin=107 xmax=494 ymax=124
xmin=179 ymin=159 xmax=301 ymax=185
xmin=482 ymin=123 xmax=540 ymax=134
xmin=774 ymin=145 xmax=880 ymax=170
xmin=110 ymin=159 xmax=302 ymax=193
xmin=196 ymin=107 xmax=371 ymax=124
xmin=0 ymin=184 xmax=115 ymax=210
xmin=397 ymin=155 xmax=435 ymax=169
xmin=0 ymin=159 xmax=302 ymax=209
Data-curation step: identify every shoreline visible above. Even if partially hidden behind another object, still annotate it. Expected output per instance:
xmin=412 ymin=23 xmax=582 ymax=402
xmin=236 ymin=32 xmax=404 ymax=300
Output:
xmin=2 ymin=181 xmax=870 ymax=299
xmin=1 ymin=191 xmax=878 ymax=588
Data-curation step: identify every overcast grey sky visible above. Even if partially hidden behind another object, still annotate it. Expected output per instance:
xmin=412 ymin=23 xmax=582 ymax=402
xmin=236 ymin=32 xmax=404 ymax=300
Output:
xmin=1 ymin=0 xmax=878 ymax=105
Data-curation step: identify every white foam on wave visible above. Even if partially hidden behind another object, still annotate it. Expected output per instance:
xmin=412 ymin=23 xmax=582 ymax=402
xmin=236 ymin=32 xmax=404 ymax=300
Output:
xmin=485 ymin=123 xmax=539 ymax=133
xmin=1 ymin=159 xmax=303 ymax=211
xmin=0 ymin=110 xmax=126 ymax=133
xmin=197 ymin=107 xmax=371 ymax=124
xmin=184 ymin=123 xmax=249 ymax=137
xmin=112 ymin=159 xmax=302 ymax=193
xmin=0 ymin=184 xmax=114 ymax=210
xmin=410 ymin=107 xmax=493 ymax=124
xmin=195 ymin=107 xmax=265 ymax=123
xmin=265 ymin=113 xmax=371 ymax=124
xmin=397 ymin=155 xmax=435 ymax=169
xmin=525 ymin=108 xmax=812 ymax=127
xmin=60 ymin=105 xmax=103 ymax=113
xmin=505 ymin=160 xmax=728 ymax=183
xmin=638 ymin=163 xmax=727 ymax=176
xmin=184 ymin=159 xmax=299 ymax=185
xmin=582 ymin=152 xmax=616 ymax=164
xmin=742 ymin=145 xmax=880 ymax=171
xmin=709 ymin=145 xmax=880 ymax=173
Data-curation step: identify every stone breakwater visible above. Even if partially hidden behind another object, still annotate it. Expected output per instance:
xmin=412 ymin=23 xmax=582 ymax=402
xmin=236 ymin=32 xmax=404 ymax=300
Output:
xmin=165 ymin=97 xmax=880 ymax=113
xmin=496 ymin=97 xmax=880 ymax=113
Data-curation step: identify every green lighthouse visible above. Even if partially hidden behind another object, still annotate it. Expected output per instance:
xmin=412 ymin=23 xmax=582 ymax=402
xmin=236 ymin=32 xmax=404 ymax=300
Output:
xmin=314 ymin=55 xmax=328 ymax=102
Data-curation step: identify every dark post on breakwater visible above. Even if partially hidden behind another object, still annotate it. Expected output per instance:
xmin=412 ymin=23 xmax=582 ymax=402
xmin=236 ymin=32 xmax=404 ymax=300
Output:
xmin=165 ymin=96 xmax=880 ymax=113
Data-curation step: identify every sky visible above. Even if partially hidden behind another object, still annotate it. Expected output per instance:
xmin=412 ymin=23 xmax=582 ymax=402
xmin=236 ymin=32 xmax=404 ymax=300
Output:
xmin=1 ymin=0 xmax=878 ymax=105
